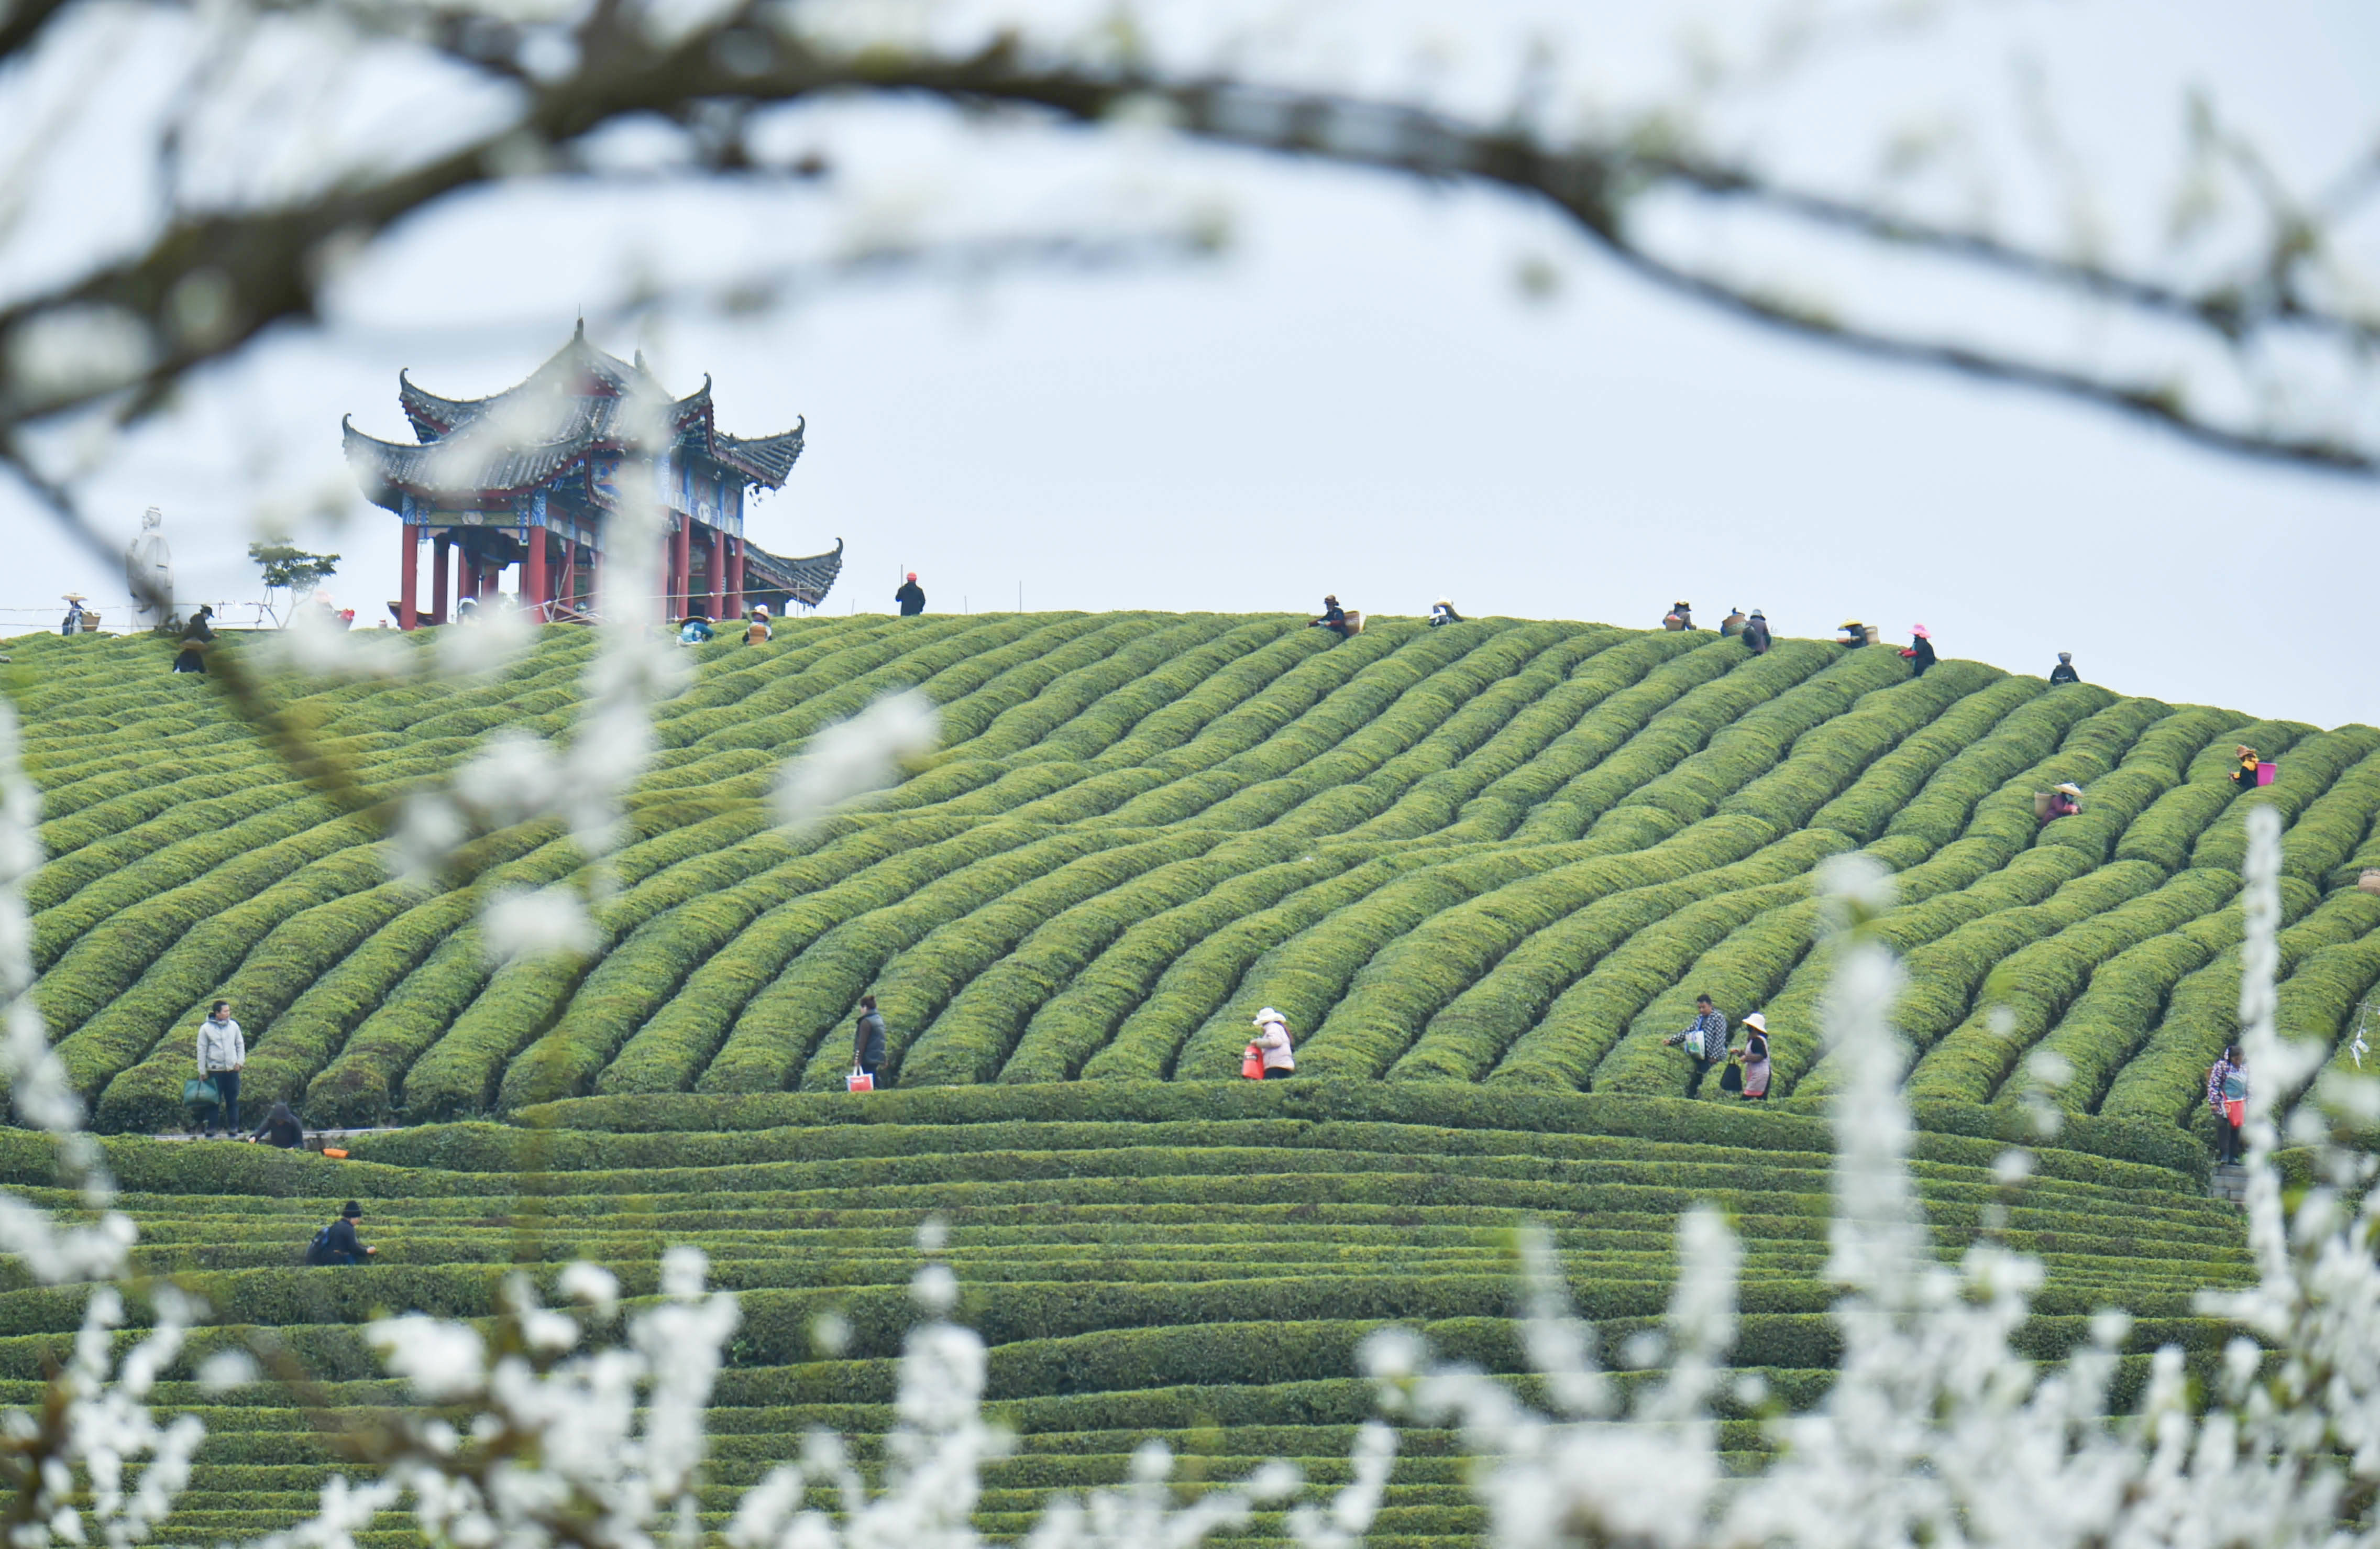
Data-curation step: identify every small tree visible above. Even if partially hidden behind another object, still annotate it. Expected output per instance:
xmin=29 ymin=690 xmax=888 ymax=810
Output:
xmin=248 ymin=539 xmax=340 ymax=621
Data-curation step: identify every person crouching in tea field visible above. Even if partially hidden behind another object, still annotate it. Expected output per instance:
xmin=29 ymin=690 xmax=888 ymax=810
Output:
xmin=2042 ymin=782 xmax=2085 ymax=823
xmin=854 ymin=995 xmax=892 ymax=1089
xmin=1900 ymin=624 xmax=1937 ymax=676
xmin=2234 ymin=745 xmax=2262 ymax=790
xmin=2208 ymin=1046 xmax=2248 ymax=1165
xmin=1728 ymin=1013 xmax=1772 ymax=1099
xmin=195 ymin=1000 xmax=245 ymax=1137
xmin=1248 ymin=1008 xmax=1296 ymax=1079
xmin=1719 ymin=607 xmax=1747 ymax=636
xmin=1663 ymin=994 xmax=1727 ymax=1095
xmin=1662 ymin=601 xmax=1694 ymax=631
xmin=305 ymin=1202 xmax=376 ymax=1266
xmin=248 ymin=1101 xmax=304 ymax=1149
xmin=1742 ymin=610 xmax=1772 ymax=654
xmin=2050 ymin=651 xmax=2081 ymax=685
xmin=1429 ymin=598 xmax=1463 ymax=627
xmin=171 ymin=605 xmax=215 ymax=674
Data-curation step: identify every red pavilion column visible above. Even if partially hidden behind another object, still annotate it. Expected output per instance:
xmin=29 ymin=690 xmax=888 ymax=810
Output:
xmin=399 ymin=523 xmax=420 ymax=631
xmin=703 ymin=527 xmax=724 ymax=620
xmin=430 ymin=533 xmax=450 ymax=625
xmin=671 ymin=517 xmax=692 ymax=619
xmin=524 ymin=523 xmax=549 ymax=623
xmin=724 ymin=534 xmax=744 ymax=620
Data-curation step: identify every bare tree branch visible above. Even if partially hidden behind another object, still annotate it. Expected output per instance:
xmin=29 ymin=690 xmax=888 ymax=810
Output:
xmin=1 ymin=18 xmax=2373 ymax=478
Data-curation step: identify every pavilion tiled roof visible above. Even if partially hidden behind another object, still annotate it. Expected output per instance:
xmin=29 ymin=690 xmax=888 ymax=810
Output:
xmin=743 ymin=536 xmax=843 ymax=609
xmin=347 ymin=323 xmax=805 ymax=509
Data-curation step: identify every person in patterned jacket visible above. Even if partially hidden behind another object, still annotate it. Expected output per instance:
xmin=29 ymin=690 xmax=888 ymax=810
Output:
xmin=2207 ymin=1047 xmax=2247 ymax=1165
xmin=1663 ymin=994 xmax=1728 ymax=1097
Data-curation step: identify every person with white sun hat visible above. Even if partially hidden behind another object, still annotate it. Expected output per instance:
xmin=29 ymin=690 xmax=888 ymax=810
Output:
xmin=1246 ymin=1007 xmax=1295 ymax=1080
xmin=1730 ymin=1012 xmax=1773 ymax=1100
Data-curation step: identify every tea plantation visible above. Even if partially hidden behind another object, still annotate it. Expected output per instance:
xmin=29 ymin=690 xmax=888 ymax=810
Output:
xmin=10 ymin=610 xmax=2376 ymax=1539
xmin=0 ymin=1085 xmax=2257 ymax=1545
xmin=13 ymin=613 xmax=2379 ymax=1137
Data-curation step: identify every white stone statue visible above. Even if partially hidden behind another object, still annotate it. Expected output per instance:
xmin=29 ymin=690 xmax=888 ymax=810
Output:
xmin=125 ymin=506 xmax=174 ymax=627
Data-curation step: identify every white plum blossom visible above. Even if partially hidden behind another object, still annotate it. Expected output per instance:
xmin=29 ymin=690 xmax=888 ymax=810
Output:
xmin=775 ymin=690 xmax=943 ymax=833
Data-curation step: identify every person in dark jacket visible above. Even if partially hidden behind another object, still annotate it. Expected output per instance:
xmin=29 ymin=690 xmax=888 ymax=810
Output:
xmin=2049 ymin=652 xmax=2080 ymax=685
xmin=1742 ymin=611 xmax=1772 ymax=655
xmin=854 ymin=994 xmax=891 ymax=1088
xmin=895 ymin=574 xmax=927 ymax=616
xmin=1837 ymin=620 xmax=1868 ymax=648
xmin=171 ymin=606 xmax=214 ymax=674
xmin=247 ymin=1102 xmax=303 ymax=1149
xmin=1661 ymin=602 xmax=1694 ymax=631
xmin=306 ymin=1202 xmax=375 ymax=1265
xmin=1311 ymin=596 xmax=1350 ymax=639
xmin=1899 ymin=624 xmax=1937 ymax=676
xmin=2234 ymin=745 xmax=2262 ymax=790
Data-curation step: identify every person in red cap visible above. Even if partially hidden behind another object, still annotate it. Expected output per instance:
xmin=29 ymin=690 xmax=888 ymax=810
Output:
xmin=895 ymin=572 xmax=926 ymax=616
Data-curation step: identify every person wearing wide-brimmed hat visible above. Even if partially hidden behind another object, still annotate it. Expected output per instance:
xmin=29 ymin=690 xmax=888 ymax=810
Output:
xmin=2234 ymin=744 xmax=2262 ymax=790
xmin=1428 ymin=598 xmax=1463 ymax=627
xmin=1899 ymin=624 xmax=1937 ymax=677
xmin=2043 ymin=782 xmax=2085 ymax=823
xmin=1247 ymin=1007 xmax=1295 ymax=1079
xmin=1729 ymin=1013 xmax=1773 ymax=1100
xmin=1311 ymin=596 xmax=1351 ymax=640
xmin=743 ymin=605 xmax=773 ymax=645
xmin=59 ymin=594 xmax=91 ymax=636
xmin=1836 ymin=620 xmax=1868 ymax=649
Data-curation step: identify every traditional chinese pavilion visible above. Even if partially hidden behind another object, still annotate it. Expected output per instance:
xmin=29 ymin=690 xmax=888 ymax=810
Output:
xmin=345 ymin=324 xmax=842 ymax=628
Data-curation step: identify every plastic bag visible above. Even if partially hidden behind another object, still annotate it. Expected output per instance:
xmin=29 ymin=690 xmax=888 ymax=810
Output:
xmin=848 ymin=1067 xmax=875 ymax=1093
xmin=1242 ymin=1046 xmax=1264 ymax=1080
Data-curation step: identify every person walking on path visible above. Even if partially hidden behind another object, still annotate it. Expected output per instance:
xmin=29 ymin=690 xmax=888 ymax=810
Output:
xmin=1742 ymin=610 xmax=1772 ymax=655
xmin=1900 ymin=624 xmax=1937 ymax=677
xmin=2049 ymin=652 xmax=2080 ymax=685
xmin=1663 ymin=994 xmax=1727 ymax=1096
xmin=196 ymin=1001 xmax=245 ymax=1138
xmin=853 ymin=994 xmax=892 ymax=1089
xmin=171 ymin=606 xmax=215 ymax=675
xmin=2208 ymin=1046 xmax=2247 ymax=1164
xmin=305 ymin=1202 xmax=376 ymax=1266
xmin=895 ymin=574 xmax=927 ymax=616
xmin=248 ymin=1101 xmax=303 ymax=1149
xmin=1731 ymin=1013 xmax=1773 ymax=1100
xmin=1248 ymin=1007 xmax=1296 ymax=1079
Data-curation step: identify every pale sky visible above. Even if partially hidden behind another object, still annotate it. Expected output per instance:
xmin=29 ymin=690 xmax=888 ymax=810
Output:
xmin=4 ymin=0 xmax=2375 ymax=727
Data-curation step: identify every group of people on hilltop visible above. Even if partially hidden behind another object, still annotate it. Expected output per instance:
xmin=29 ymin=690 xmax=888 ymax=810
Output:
xmin=679 ymin=605 xmax=777 ymax=645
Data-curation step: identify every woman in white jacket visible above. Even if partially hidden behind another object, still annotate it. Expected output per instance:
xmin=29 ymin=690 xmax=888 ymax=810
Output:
xmin=1249 ymin=1008 xmax=1295 ymax=1079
